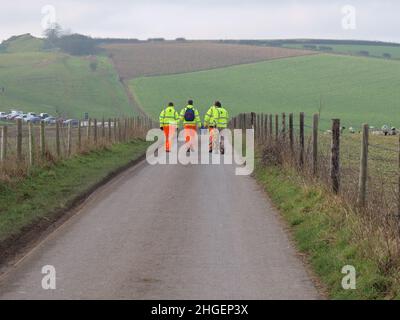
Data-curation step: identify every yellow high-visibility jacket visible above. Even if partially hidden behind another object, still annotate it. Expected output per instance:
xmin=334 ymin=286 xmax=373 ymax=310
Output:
xmin=159 ymin=106 xmax=180 ymax=127
xmin=204 ymin=105 xmax=218 ymax=127
xmin=180 ymin=105 xmax=201 ymax=127
xmin=216 ymin=107 xmax=229 ymax=129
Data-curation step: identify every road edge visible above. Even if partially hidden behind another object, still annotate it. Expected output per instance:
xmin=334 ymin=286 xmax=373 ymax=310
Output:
xmin=0 ymin=152 xmax=147 ymax=273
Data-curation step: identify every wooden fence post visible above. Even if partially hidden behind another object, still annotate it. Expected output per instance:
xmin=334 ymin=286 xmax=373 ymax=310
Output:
xmin=28 ymin=122 xmax=34 ymax=166
xmin=1 ymin=126 xmax=7 ymax=162
xmin=40 ymin=120 xmax=46 ymax=159
xmin=357 ymin=124 xmax=369 ymax=207
xmin=124 ymin=118 xmax=126 ymax=142
xmin=78 ymin=120 xmax=82 ymax=150
xmin=118 ymin=118 xmax=122 ymax=142
xmin=251 ymin=112 xmax=256 ymax=130
xmin=94 ymin=119 xmax=98 ymax=145
xmin=282 ymin=113 xmax=286 ymax=142
xmin=16 ymin=119 xmax=23 ymax=162
xmin=275 ymin=114 xmax=279 ymax=141
xmin=87 ymin=119 xmax=91 ymax=141
xmin=289 ymin=113 xmax=294 ymax=152
xmin=102 ymin=117 xmax=105 ymax=140
xmin=67 ymin=122 xmax=72 ymax=156
xmin=331 ymin=119 xmax=341 ymax=194
xmin=114 ymin=118 xmax=117 ymax=142
xmin=56 ymin=121 xmax=61 ymax=157
xmin=299 ymin=112 xmax=305 ymax=168
xmin=264 ymin=114 xmax=268 ymax=141
xmin=269 ymin=114 xmax=273 ymax=140
xmin=108 ymin=119 xmax=112 ymax=142
xmin=313 ymin=113 xmax=319 ymax=176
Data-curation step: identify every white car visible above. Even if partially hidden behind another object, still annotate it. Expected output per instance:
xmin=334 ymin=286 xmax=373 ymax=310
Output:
xmin=24 ymin=115 xmax=42 ymax=124
xmin=44 ymin=117 xmax=57 ymax=125
xmin=63 ymin=119 xmax=79 ymax=127
xmin=0 ymin=112 xmax=7 ymax=120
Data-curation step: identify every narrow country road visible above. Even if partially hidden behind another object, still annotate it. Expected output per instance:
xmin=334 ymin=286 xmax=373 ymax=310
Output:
xmin=0 ymin=148 xmax=319 ymax=300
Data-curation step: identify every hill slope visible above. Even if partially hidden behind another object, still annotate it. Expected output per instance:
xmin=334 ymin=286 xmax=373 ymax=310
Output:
xmin=131 ymin=54 xmax=400 ymax=129
xmin=0 ymin=52 xmax=133 ymax=118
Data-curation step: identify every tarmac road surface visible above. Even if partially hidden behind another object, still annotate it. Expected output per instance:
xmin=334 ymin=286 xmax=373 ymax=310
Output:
xmin=0 ymin=147 xmax=319 ymax=300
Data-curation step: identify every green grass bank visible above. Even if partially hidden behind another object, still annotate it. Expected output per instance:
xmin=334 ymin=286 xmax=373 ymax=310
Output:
xmin=0 ymin=140 xmax=149 ymax=245
xmin=254 ymin=157 xmax=400 ymax=299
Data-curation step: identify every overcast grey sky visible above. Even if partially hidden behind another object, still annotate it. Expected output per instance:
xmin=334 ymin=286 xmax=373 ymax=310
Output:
xmin=1 ymin=0 xmax=399 ymax=42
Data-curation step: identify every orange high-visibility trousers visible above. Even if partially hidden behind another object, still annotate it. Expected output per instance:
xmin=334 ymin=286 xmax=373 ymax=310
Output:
xmin=209 ymin=127 xmax=216 ymax=151
xmin=184 ymin=124 xmax=197 ymax=150
xmin=163 ymin=125 xmax=176 ymax=152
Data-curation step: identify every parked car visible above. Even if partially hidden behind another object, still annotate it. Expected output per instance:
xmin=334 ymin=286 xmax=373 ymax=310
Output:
xmin=63 ymin=119 xmax=79 ymax=127
xmin=44 ymin=116 xmax=57 ymax=125
xmin=14 ymin=114 xmax=26 ymax=121
xmin=7 ymin=110 xmax=23 ymax=120
xmin=40 ymin=113 xmax=50 ymax=119
xmin=25 ymin=115 xmax=42 ymax=124
xmin=0 ymin=112 xmax=7 ymax=120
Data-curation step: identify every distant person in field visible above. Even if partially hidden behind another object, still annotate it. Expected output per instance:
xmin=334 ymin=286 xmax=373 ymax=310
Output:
xmin=159 ymin=102 xmax=180 ymax=153
xmin=180 ymin=100 xmax=201 ymax=153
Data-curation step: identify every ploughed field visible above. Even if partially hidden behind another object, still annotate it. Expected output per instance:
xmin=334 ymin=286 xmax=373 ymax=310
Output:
xmin=103 ymin=41 xmax=315 ymax=79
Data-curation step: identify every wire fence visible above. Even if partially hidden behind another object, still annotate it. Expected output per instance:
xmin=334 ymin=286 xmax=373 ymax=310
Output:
xmin=230 ymin=112 xmax=400 ymax=225
xmin=0 ymin=116 xmax=155 ymax=180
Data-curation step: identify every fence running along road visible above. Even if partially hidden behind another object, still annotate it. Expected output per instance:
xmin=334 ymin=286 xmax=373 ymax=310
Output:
xmin=0 ymin=117 xmax=155 ymax=177
xmin=231 ymin=112 xmax=400 ymax=222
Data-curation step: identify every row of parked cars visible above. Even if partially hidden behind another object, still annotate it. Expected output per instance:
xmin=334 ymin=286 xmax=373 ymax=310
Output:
xmin=0 ymin=110 xmax=79 ymax=126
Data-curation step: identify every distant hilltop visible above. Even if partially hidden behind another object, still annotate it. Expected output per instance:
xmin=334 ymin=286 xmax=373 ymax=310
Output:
xmin=0 ymin=33 xmax=44 ymax=53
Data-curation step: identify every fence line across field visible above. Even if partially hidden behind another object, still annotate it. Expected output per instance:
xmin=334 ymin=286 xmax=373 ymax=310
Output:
xmin=230 ymin=112 xmax=400 ymax=218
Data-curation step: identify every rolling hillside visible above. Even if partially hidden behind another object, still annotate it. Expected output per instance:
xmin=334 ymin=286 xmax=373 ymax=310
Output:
xmin=0 ymin=51 xmax=133 ymax=118
xmin=131 ymin=54 xmax=400 ymax=129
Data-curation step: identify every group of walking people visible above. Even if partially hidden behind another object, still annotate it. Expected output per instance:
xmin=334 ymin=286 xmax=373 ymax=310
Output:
xmin=159 ymin=100 xmax=229 ymax=154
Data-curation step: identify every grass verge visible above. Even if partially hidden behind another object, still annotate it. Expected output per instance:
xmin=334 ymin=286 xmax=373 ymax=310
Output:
xmin=0 ymin=140 xmax=149 ymax=261
xmin=254 ymin=156 xmax=400 ymax=300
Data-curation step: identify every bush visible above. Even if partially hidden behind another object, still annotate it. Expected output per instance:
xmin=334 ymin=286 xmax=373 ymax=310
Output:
xmin=43 ymin=24 xmax=99 ymax=56
xmin=56 ymin=34 xmax=99 ymax=56
xmin=89 ymin=60 xmax=98 ymax=72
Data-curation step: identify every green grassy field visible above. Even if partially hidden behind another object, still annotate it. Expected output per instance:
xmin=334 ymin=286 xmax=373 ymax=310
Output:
xmin=284 ymin=43 xmax=400 ymax=60
xmin=131 ymin=54 xmax=400 ymax=129
xmin=0 ymin=52 xmax=133 ymax=118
